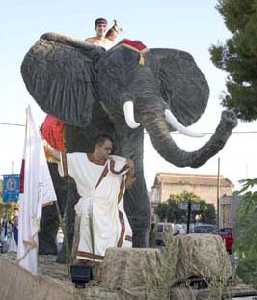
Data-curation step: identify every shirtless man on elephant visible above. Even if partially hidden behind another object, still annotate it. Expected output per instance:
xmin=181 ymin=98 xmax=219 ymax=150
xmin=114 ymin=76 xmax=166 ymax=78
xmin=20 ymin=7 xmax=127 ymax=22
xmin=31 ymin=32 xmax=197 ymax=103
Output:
xmin=86 ymin=17 xmax=121 ymax=50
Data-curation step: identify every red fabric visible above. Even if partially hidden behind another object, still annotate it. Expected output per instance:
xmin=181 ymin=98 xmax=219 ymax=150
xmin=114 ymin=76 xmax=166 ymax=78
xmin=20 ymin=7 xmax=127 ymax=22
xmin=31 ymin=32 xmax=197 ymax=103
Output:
xmin=121 ymin=39 xmax=147 ymax=52
xmin=221 ymin=234 xmax=234 ymax=254
xmin=219 ymin=229 xmax=234 ymax=254
xmin=41 ymin=115 xmax=65 ymax=151
xmin=224 ymin=236 xmax=233 ymax=254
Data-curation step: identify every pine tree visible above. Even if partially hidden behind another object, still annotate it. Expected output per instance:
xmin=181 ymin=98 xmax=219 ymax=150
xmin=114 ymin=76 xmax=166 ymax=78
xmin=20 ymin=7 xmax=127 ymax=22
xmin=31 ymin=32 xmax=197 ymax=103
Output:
xmin=209 ymin=0 xmax=257 ymax=121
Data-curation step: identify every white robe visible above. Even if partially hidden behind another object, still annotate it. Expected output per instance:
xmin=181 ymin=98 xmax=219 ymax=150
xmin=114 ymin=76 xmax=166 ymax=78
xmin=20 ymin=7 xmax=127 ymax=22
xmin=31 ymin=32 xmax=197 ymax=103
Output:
xmin=62 ymin=153 xmax=132 ymax=261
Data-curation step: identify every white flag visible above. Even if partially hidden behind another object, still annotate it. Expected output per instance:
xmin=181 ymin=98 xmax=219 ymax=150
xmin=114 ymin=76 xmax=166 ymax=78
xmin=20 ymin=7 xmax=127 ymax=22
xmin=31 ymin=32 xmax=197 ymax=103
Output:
xmin=17 ymin=106 xmax=57 ymax=274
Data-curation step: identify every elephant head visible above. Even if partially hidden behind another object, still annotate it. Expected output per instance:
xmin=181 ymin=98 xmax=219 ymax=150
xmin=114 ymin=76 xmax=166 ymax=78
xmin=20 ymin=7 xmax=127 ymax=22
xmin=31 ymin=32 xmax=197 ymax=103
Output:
xmin=21 ymin=32 xmax=237 ymax=168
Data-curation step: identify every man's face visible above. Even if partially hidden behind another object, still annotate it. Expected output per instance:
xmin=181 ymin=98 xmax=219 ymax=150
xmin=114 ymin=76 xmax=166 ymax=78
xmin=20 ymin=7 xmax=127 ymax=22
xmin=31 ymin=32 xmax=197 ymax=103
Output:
xmin=95 ymin=139 xmax=113 ymax=160
xmin=95 ymin=23 xmax=107 ymax=37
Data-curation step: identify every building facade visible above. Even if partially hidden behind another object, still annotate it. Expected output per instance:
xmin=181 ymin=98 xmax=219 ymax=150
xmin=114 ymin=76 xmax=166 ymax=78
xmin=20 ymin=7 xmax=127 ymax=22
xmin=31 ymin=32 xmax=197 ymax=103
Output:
xmin=219 ymin=195 xmax=241 ymax=229
xmin=150 ymin=173 xmax=234 ymax=209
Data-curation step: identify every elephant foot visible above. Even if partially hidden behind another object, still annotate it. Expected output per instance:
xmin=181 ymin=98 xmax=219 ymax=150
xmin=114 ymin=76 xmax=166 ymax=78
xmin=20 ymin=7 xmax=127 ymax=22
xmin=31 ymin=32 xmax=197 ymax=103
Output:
xmin=39 ymin=234 xmax=58 ymax=255
xmin=56 ymin=253 xmax=67 ymax=264
xmin=39 ymin=246 xmax=58 ymax=255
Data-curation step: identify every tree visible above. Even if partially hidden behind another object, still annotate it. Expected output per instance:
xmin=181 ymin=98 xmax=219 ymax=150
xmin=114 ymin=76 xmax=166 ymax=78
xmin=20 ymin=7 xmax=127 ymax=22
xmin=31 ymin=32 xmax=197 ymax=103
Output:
xmin=155 ymin=202 xmax=169 ymax=222
xmin=199 ymin=202 xmax=216 ymax=224
xmin=155 ymin=191 xmax=216 ymax=224
xmin=210 ymin=1 xmax=257 ymax=286
xmin=209 ymin=0 xmax=257 ymax=121
xmin=234 ymin=179 xmax=257 ymax=288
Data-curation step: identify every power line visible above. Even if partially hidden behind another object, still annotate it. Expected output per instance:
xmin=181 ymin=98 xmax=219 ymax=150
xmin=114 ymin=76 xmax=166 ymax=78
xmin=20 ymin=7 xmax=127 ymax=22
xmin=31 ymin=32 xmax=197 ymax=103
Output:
xmin=145 ymin=130 xmax=257 ymax=135
xmin=0 ymin=122 xmax=25 ymax=127
xmin=0 ymin=122 xmax=257 ymax=135
xmin=201 ymin=131 xmax=257 ymax=135
xmin=189 ymin=131 xmax=257 ymax=135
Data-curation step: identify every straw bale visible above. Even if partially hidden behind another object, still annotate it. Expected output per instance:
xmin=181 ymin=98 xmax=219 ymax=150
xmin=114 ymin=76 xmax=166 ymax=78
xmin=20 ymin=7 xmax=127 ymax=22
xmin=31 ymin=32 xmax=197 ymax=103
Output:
xmin=170 ymin=287 xmax=196 ymax=300
xmin=98 ymin=248 xmax=161 ymax=290
xmin=174 ymin=234 xmax=232 ymax=283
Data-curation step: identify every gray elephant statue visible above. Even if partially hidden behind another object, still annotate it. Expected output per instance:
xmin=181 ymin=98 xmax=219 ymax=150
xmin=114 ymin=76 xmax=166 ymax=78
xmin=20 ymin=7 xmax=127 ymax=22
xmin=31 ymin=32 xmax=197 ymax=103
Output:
xmin=21 ymin=33 xmax=237 ymax=248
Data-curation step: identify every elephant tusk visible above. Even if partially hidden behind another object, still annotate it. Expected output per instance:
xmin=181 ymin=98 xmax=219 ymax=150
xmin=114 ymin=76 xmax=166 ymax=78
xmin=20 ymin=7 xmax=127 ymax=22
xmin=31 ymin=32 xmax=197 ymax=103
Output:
xmin=123 ymin=101 xmax=141 ymax=129
xmin=165 ymin=109 xmax=205 ymax=138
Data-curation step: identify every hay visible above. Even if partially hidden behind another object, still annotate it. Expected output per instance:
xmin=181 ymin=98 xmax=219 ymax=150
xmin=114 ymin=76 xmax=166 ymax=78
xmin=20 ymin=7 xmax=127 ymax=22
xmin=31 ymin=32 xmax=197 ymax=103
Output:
xmin=174 ymin=234 xmax=232 ymax=284
xmin=97 ymin=248 xmax=161 ymax=290
xmin=0 ymin=234 xmax=233 ymax=300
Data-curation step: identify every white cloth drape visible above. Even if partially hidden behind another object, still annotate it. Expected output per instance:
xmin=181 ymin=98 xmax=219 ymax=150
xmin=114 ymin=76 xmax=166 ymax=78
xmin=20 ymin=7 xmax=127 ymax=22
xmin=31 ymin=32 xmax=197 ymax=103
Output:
xmin=17 ymin=106 xmax=57 ymax=274
xmin=59 ymin=153 xmax=132 ymax=260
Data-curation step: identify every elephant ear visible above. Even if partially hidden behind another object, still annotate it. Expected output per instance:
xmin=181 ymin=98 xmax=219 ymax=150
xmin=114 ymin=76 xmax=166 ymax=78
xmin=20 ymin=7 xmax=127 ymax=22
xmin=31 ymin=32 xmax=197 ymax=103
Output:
xmin=21 ymin=32 xmax=105 ymax=127
xmin=149 ymin=49 xmax=209 ymax=126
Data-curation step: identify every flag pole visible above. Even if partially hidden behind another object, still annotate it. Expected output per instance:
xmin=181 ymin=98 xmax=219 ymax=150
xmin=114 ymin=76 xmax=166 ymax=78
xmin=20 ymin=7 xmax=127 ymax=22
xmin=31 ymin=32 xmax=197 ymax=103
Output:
xmin=54 ymin=126 xmax=72 ymax=274
xmin=217 ymin=157 xmax=221 ymax=230
xmin=18 ymin=106 xmax=58 ymax=273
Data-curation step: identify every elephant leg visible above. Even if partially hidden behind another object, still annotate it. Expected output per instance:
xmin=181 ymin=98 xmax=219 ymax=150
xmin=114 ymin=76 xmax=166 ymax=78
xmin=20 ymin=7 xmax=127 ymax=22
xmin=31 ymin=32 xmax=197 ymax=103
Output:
xmin=39 ymin=204 xmax=59 ymax=255
xmin=117 ymin=128 xmax=151 ymax=247
xmin=39 ymin=162 xmax=67 ymax=255
xmin=125 ymin=173 xmax=150 ymax=247
xmin=56 ymin=177 xmax=79 ymax=263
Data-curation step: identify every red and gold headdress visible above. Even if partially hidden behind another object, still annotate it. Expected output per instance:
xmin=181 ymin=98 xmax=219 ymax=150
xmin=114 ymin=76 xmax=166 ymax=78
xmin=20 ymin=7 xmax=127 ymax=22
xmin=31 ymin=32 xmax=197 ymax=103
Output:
xmin=118 ymin=39 xmax=149 ymax=65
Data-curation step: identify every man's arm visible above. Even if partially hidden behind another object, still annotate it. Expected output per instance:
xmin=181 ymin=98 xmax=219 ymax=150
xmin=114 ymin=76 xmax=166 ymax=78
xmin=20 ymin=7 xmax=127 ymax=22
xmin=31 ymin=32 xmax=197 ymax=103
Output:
xmin=85 ymin=37 xmax=95 ymax=43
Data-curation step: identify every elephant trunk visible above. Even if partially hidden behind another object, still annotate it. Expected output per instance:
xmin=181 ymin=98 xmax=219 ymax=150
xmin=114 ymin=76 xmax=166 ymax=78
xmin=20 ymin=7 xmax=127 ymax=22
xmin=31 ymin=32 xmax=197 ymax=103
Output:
xmin=141 ymin=104 xmax=237 ymax=168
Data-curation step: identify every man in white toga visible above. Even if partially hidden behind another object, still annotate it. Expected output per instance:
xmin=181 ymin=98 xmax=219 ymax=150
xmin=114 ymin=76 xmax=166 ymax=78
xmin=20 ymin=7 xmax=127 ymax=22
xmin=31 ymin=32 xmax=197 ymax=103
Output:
xmin=59 ymin=134 xmax=135 ymax=265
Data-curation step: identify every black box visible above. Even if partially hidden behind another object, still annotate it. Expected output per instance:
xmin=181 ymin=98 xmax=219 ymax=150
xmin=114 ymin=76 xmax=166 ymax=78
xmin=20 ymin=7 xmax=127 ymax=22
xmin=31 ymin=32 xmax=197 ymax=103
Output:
xmin=70 ymin=264 xmax=93 ymax=288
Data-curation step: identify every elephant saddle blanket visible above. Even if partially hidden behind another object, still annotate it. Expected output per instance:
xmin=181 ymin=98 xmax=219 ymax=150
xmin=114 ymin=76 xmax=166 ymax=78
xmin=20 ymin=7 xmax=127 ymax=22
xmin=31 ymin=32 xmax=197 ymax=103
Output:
xmin=40 ymin=115 xmax=65 ymax=151
xmin=118 ymin=39 xmax=148 ymax=65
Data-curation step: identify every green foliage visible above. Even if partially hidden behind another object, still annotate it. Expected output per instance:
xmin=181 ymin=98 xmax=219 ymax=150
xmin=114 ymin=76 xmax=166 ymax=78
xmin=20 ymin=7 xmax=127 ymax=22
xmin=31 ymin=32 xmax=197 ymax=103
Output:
xmin=234 ymin=178 xmax=257 ymax=287
xmin=0 ymin=203 xmax=16 ymax=220
xmin=201 ymin=203 xmax=216 ymax=224
xmin=236 ymin=256 xmax=257 ymax=287
xmin=155 ymin=191 xmax=216 ymax=224
xmin=155 ymin=202 xmax=169 ymax=222
xmin=209 ymin=0 xmax=257 ymax=121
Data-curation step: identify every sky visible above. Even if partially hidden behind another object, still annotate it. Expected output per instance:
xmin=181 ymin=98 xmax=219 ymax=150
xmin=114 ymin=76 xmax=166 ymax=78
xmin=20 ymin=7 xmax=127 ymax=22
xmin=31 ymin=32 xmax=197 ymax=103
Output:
xmin=0 ymin=0 xmax=256 ymax=190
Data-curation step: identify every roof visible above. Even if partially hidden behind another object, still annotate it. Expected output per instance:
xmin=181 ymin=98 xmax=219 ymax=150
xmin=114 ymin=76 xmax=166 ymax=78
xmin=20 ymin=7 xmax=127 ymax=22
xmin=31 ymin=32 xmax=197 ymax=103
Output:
xmin=152 ymin=172 xmax=234 ymax=188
